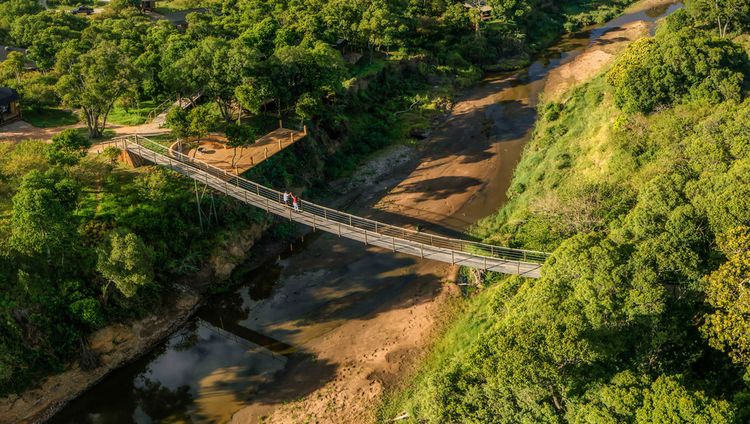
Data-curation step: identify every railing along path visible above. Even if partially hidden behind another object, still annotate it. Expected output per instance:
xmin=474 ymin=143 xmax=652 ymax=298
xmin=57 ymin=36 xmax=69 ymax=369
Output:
xmin=118 ymin=135 xmax=549 ymax=278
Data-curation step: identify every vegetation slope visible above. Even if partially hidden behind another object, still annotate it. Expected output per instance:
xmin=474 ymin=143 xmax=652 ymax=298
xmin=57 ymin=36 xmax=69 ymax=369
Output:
xmin=381 ymin=6 xmax=750 ymax=423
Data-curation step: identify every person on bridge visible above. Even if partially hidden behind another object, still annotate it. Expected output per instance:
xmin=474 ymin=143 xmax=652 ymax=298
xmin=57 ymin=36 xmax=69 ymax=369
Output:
xmin=283 ymin=191 xmax=290 ymax=206
xmin=292 ymin=195 xmax=300 ymax=212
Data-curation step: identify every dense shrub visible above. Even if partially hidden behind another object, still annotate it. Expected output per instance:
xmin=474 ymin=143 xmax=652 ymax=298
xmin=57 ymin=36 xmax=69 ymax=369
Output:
xmin=606 ymin=24 xmax=749 ymax=113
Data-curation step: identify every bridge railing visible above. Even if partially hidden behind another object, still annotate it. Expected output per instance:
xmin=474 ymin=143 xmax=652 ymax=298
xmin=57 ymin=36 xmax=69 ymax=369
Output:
xmin=121 ymin=135 xmax=550 ymax=265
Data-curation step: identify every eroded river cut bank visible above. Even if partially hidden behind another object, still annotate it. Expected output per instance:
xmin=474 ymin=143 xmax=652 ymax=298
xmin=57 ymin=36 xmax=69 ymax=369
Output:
xmin=43 ymin=1 xmax=681 ymax=422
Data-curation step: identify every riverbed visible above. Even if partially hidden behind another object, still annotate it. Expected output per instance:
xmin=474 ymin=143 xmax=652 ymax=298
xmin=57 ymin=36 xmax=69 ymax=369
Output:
xmin=48 ymin=1 xmax=681 ymax=423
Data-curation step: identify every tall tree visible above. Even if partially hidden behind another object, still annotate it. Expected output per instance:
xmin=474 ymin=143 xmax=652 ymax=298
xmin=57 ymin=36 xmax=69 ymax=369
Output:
xmin=0 ymin=51 xmax=25 ymax=87
xmin=47 ymin=129 xmax=91 ymax=166
xmin=225 ymin=124 xmax=257 ymax=170
xmin=702 ymin=227 xmax=750 ymax=378
xmin=97 ymin=231 xmax=154 ymax=300
xmin=686 ymin=0 xmax=750 ymax=37
xmin=55 ymin=41 xmax=138 ymax=138
xmin=9 ymin=170 xmax=79 ymax=261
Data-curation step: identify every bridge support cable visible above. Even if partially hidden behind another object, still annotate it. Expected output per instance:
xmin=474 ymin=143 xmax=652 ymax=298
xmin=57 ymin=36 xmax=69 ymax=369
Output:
xmin=118 ymin=136 xmax=550 ymax=278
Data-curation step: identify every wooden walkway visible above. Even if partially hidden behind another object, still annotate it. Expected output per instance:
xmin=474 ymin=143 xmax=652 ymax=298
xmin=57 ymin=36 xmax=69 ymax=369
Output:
xmin=118 ymin=135 xmax=549 ymax=278
xmin=184 ymin=128 xmax=306 ymax=174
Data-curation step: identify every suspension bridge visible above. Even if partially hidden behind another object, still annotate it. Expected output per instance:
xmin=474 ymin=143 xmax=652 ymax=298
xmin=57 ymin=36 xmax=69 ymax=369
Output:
xmin=117 ymin=135 xmax=549 ymax=278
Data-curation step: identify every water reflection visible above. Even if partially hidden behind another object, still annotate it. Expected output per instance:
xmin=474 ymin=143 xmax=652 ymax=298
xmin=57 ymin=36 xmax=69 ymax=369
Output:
xmin=50 ymin=320 xmax=287 ymax=424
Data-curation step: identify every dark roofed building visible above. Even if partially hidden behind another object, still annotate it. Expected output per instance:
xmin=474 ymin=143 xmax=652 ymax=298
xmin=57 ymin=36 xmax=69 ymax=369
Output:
xmin=140 ymin=0 xmax=156 ymax=11
xmin=0 ymin=87 xmax=21 ymax=125
xmin=0 ymin=46 xmax=37 ymax=70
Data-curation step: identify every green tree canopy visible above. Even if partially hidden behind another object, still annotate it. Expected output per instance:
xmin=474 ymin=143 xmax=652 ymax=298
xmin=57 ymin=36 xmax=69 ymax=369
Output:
xmin=55 ymin=41 xmax=138 ymax=138
xmin=9 ymin=169 xmax=79 ymax=258
xmin=606 ymin=29 xmax=748 ymax=114
xmin=47 ymin=129 xmax=91 ymax=166
xmin=702 ymin=227 xmax=750 ymax=379
xmin=685 ymin=0 xmax=750 ymax=37
xmin=97 ymin=230 xmax=154 ymax=299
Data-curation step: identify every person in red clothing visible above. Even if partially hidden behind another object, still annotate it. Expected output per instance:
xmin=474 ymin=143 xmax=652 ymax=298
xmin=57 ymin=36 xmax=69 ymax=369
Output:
xmin=292 ymin=194 xmax=300 ymax=212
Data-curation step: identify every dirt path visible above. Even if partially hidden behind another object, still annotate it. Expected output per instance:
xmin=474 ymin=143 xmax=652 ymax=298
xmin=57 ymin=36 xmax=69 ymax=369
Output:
xmin=0 ymin=119 xmax=169 ymax=143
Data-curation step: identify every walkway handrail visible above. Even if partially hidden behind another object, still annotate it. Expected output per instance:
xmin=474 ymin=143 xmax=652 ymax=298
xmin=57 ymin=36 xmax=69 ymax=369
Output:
xmin=146 ymin=98 xmax=173 ymax=123
xmin=120 ymin=135 xmax=550 ymax=265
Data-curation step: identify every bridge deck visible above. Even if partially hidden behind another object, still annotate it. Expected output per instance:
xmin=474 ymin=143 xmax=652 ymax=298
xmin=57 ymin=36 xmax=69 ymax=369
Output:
xmin=119 ymin=136 xmax=547 ymax=278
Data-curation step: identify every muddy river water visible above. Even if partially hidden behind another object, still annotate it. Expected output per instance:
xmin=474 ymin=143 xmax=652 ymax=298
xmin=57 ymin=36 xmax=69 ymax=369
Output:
xmin=50 ymin=2 xmax=681 ymax=423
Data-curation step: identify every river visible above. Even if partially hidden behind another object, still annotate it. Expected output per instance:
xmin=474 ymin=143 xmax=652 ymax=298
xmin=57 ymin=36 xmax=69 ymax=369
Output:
xmin=49 ymin=2 xmax=682 ymax=423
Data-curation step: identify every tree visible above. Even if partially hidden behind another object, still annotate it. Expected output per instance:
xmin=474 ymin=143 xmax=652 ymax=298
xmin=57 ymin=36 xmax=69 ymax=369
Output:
xmin=9 ymin=170 xmax=79 ymax=259
xmin=359 ymin=0 xmax=407 ymax=58
xmin=55 ymin=41 xmax=138 ymax=138
xmin=702 ymin=227 xmax=750 ymax=378
xmin=47 ymin=129 xmax=91 ymax=166
xmin=635 ymin=375 xmax=735 ymax=423
xmin=295 ymin=92 xmax=322 ymax=125
xmin=0 ymin=0 xmax=41 ymax=36
xmin=235 ymin=76 xmax=274 ymax=116
xmin=175 ymin=38 xmax=257 ymax=123
xmin=606 ymin=30 xmax=748 ymax=114
xmin=109 ymin=0 xmax=141 ymax=13
xmin=568 ymin=372 xmax=737 ymax=423
xmin=225 ymin=124 xmax=257 ymax=169
xmin=97 ymin=230 xmax=154 ymax=299
xmin=0 ymin=51 xmax=24 ymax=87
xmin=15 ymin=72 xmax=58 ymax=112
xmin=686 ymin=0 xmax=750 ymax=37
xmin=321 ymin=0 xmax=365 ymax=50
xmin=10 ymin=11 xmax=85 ymax=71
xmin=164 ymin=107 xmax=192 ymax=140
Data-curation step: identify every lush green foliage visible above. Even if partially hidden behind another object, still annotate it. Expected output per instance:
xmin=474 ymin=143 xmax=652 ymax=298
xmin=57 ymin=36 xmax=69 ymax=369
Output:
xmin=383 ymin=15 xmax=750 ymax=423
xmin=702 ymin=227 xmax=750 ymax=381
xmin=47 ymin=129 xmax=91 ymax=166
xmin=0 ymin=0 xmax=637 ymax=137
xmin=606 ymin=16 xmax=749 ymax=113
xmin=0 ymin=141 xmax=263 ymax=395
xmin=685 ymin=0 xmax=750 ymax=38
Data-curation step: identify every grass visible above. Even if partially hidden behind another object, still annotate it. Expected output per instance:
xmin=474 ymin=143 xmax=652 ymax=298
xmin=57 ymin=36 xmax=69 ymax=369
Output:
xmin=142 ymin=133 xmax=177 ymax=146
xmin=238 ymin=113 xmax=283 ymax=134
xmin=22 ymin=108 xmax=80 ymax=128
xmin=153 ymin=0 xmax=215 ymax=14
xmin=107 ymin=100 xmax=160 ymax=126
xmin=351 ymin=57 xmax=387 ymax=79
xmin=470 ymin=76 xmax=615 ymax=250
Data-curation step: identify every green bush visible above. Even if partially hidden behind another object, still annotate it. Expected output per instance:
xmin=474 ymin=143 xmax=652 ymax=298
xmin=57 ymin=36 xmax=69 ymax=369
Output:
xmin=607 ymin=29 xmax=749 ymax=113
